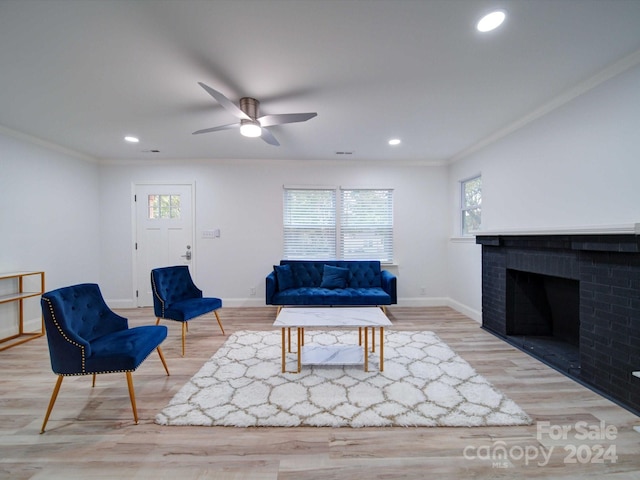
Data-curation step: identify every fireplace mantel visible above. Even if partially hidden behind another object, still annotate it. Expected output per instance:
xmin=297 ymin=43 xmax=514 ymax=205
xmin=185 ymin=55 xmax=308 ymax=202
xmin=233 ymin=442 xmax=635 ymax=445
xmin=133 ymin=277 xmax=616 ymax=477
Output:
xmin=476 ymin=229 xmax=640 ymax=253
xmin=474 ymin=222 xmax=640 ymax=237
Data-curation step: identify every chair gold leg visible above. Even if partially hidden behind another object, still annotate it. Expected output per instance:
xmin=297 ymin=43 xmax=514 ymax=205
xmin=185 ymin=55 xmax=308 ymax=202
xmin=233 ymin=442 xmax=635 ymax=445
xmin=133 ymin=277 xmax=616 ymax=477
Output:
xmin=41 ymin=375 xmax=64 ymax=434
xmin=214 ymin=310 xmax=225 ymax=335
xmin=92 ymin=373 xmax=96 ymax=387
xmin=157 ymin=347 xmax=170 ymax=376
xmin=155 ymin=317 xmax=161 ymax=325
xmin=181 ymin=322 xmax=186 ymax=357
xmin=125 ymin=371 xmax=138 ymax=425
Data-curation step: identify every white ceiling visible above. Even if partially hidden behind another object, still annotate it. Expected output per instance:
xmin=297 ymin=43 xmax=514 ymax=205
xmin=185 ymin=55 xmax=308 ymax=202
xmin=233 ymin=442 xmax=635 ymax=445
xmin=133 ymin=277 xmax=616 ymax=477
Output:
xmin=1 ymin=0 xmax=639 ymax=164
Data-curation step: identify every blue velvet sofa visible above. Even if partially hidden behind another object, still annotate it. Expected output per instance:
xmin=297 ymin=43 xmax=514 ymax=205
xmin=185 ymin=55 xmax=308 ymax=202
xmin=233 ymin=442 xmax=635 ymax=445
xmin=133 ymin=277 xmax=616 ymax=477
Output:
xmin=266 ymin=260 xmax=397 ymax=307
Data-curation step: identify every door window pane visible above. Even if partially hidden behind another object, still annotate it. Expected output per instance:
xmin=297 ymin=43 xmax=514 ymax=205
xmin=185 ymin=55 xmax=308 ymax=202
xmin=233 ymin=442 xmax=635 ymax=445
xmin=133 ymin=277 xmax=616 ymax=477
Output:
xmin=148 ymin=194 xmax=181 ymax=219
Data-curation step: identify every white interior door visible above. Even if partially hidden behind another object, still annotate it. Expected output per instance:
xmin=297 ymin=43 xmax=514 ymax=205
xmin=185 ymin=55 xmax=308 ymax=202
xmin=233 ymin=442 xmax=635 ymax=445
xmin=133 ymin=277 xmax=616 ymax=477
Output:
xmin=134 ymin=183 xmax=194 ymax=307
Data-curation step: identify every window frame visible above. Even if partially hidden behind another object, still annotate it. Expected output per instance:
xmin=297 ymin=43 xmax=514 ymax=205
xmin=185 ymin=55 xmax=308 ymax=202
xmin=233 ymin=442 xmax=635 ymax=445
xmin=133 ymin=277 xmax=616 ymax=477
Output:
xmin=282 ymin=185 xmax=394 ymax=263
xmin=460 ymin=175 xmax=482 ymax=236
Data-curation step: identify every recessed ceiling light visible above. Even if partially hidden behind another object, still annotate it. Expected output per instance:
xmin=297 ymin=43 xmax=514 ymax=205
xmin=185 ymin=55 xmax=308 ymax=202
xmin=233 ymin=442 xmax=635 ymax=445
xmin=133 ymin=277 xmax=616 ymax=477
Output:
xmin=477 ymin=10 xmax=506 ymax=33
xmin=388 ymin=138 xmax=401 ymax=146
xmin=124 ymin=136 xmax=139 ymax=143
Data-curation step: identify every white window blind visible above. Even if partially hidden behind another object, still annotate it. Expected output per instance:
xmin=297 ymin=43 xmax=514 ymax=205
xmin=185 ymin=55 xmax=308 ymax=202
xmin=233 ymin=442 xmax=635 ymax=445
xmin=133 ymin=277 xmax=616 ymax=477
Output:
xmin=283 ymin=188 xmax=336 ymax=259
xmin=340 ymin=189 xmax=394 ymax=262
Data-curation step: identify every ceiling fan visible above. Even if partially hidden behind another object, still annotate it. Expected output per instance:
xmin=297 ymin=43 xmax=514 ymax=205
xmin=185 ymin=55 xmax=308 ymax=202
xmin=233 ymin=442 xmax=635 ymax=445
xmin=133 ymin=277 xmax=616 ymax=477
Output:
xmin=192 ymin=82 xmax=317 ymax=146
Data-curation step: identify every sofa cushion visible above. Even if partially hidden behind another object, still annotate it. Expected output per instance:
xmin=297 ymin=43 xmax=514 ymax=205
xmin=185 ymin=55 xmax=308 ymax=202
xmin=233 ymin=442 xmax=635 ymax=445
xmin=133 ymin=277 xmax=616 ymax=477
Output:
xmin=320 ymin=265 xmax=349 ymax=289
xmin=272 ymin=287 xmax=391 ymax=306
xmin=88 ymin=325 xmax=168 ymax=373
xmin=274 ymin=264 xmax=295 ymax=291
xmin=163 ymin=297 xmax=222 ymax=322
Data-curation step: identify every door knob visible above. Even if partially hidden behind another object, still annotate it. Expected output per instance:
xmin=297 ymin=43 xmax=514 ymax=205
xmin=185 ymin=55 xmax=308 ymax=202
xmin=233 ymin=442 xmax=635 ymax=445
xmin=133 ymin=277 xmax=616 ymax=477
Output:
xmin=181 ymin=245 xmax=192 ymax=260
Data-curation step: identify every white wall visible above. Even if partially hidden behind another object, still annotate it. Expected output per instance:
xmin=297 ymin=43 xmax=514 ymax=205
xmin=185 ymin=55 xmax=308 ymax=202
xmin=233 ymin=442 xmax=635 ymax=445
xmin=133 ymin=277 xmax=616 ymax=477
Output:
xmin=99 ymin=160 xmax=450 ymax=307
xmin=0 ymin=131 xmax=101 ymax=334
xmin=447 ymin=63 xmax=640 ymax=320
xmin=3 ymin=63 xmax=638 ymax=328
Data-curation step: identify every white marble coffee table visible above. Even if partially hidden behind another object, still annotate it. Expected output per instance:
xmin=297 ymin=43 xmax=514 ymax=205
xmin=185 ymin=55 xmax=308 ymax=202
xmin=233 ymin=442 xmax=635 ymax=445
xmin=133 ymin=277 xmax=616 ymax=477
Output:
xmin=273 ymin=307 xmax=392 ymax=373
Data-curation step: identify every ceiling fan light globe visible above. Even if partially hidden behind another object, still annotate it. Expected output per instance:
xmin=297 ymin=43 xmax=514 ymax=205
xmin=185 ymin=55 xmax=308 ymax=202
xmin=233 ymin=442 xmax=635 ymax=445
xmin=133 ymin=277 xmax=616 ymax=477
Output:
xmin=240 ymin=121 xmax=262 ymax=137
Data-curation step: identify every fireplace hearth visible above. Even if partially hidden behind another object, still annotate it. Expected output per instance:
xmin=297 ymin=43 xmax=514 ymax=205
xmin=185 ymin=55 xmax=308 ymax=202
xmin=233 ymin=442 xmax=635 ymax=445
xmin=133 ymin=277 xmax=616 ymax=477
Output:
xmin=477 ymin=230 xmax=640 ymax=415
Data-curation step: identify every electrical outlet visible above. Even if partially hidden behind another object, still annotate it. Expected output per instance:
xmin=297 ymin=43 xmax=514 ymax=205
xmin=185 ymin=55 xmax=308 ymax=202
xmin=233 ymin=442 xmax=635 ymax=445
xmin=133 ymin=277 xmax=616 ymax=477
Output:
xmin=249 ymin=287 xmax=256 ymax=296
xmin=420 ymin=286 xmax=427 ymax=296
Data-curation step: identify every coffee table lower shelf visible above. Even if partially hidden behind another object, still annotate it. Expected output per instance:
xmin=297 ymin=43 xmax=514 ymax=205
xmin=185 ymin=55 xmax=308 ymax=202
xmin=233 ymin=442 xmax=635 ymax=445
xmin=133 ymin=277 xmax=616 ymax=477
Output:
xmin=301 ymin=345 xmax=364 ymax=366
xmin=279 ymin=326 xmax=384 ymax=373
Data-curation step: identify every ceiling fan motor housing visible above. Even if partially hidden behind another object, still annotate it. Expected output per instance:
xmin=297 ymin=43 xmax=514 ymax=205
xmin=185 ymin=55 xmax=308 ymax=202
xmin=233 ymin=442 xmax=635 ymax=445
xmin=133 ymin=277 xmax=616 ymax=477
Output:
xmin=240 ymin=97 xmax=259 ymax=119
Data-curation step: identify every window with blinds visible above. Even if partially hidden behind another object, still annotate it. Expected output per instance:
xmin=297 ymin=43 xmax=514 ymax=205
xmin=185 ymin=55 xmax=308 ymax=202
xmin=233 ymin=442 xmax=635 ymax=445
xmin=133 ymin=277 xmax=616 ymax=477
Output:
xmin=283 ymin=188 xmax=336 ymax=259
xmin=340 ymin=188 xmax=393 ymax=262
xmin=283 ymin=186 xmax=394 ymax=262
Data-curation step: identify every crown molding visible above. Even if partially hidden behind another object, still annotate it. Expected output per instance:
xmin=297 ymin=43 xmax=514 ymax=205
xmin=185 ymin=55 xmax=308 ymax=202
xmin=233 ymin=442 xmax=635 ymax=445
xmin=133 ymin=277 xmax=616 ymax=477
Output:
xmin=448 ymin=47 xmax=640 ymax=165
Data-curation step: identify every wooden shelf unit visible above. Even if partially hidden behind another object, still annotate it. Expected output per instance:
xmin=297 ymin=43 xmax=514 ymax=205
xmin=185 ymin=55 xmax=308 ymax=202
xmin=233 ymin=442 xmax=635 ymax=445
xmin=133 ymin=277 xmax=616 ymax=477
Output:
xmin=0 ymin=271 xmax=45 ymax=351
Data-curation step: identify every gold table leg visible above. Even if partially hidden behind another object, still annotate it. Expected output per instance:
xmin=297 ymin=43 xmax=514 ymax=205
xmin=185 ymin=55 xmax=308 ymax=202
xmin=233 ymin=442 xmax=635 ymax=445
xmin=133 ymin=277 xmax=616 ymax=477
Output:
xmin=297 ymin=327 xmax=302 ymax=373
xmin=380 ymin=327 xmax=384 ymax=371
xmin=281 ymin=327 xmax=305 ymax=374
xmin=371 ymin=327 xmax=376 ymax=352
xmin=364 ymin=327 xmax=369 ymax=372
xmin=281 ymin=328 xmax=286 ymax=373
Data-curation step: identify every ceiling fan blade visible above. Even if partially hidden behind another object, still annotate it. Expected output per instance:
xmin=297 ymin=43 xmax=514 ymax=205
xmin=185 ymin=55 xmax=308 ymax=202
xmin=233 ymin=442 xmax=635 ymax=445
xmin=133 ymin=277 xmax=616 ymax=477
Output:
xmin=197 ymin=82 xmax=250 ymax=120
xmin=258 ymin=112 xmax=317 ymax=127
xmin=192 ymin=122 xmax=240 ymax=135
xmin=260 ymin=128 xmax=280 ymax=146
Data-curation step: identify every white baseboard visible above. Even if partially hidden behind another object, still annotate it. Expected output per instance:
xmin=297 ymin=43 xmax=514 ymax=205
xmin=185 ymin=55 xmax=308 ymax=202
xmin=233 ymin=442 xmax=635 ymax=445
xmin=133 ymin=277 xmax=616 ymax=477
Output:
xmin=396 ymin=297 xmax=481 ymax=323
xmin=397 ymin=296 xmax=450 ymax=307
xmin=105 ymin=297 xmax=269 ymax=309
xmin=104 ymin=296 xmax=481 ymax=323
xmin=223 ymin=298 xmax=272 ymax=308
xmin=445 ymin=298 xmax=482 ymax=323
xmin=108 ymin=299 xmax=136 ymax=309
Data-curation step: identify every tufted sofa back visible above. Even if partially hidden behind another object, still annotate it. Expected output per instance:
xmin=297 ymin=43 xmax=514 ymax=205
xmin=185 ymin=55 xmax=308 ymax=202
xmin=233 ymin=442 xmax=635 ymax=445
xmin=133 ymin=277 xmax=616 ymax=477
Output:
xmin=279 ymin=260 xmax=382 ymax=288
xmin=150 ymin=266 xmax=202 ymax=317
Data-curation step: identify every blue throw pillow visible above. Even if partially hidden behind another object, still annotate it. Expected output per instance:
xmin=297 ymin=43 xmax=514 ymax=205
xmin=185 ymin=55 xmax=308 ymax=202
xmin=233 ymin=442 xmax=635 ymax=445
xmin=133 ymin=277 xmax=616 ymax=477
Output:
xmin=274 ymin=264 xmax=295 ymax=291
xmin=320 ymin=265 xmax=349 ymax=289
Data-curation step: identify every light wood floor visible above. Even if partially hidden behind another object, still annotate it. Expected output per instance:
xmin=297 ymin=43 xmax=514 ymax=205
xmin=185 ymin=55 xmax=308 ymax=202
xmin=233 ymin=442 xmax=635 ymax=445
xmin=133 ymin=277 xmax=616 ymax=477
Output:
xmin=2 ymin=306 xmax=640 ymax=479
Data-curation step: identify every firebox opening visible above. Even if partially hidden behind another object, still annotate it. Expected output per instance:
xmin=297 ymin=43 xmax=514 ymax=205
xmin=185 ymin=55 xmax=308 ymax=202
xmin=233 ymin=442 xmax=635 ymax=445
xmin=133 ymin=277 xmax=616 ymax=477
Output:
xmin=506 ymin=269 xmax=580 ymax=374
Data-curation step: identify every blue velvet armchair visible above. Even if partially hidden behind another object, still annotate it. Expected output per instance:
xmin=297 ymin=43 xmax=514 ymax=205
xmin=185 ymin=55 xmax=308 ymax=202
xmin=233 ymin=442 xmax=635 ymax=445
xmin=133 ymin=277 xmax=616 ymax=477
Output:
xmin=150 ymin=265 xmax=224 ymax=356
xmin=40 ymin=283 xmax=169 ymax=433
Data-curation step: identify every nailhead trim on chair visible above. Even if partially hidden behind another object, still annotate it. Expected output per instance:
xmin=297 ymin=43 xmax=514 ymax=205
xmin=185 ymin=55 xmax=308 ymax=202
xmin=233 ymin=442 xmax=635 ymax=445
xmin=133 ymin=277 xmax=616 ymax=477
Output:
xmin=42 ymin=297 xmax=87 ymax=373
xmin=150 ymin=273 xmax=166 ymax=317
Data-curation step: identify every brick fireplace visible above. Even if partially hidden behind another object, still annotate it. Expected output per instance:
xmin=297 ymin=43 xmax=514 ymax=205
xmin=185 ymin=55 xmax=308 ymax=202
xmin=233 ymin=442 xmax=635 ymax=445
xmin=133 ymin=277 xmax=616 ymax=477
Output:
xmin=476 ymin=231 xmax=640 ymax=414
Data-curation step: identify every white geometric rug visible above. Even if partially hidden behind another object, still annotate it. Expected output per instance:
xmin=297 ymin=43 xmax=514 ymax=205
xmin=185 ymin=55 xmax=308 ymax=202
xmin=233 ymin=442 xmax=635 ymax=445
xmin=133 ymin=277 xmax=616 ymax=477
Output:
xmin=155 ymin=330 xmax=531 ymax=428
